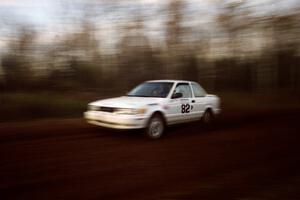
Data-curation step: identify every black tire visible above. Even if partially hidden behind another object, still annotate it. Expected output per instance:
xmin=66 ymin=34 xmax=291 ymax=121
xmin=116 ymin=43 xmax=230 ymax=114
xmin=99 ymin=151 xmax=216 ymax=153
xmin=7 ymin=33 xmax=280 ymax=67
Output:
xmin=145 ymin=113 xmax=165 ymax=139
xmin=201 ymin=109 xmax=214 ymax=127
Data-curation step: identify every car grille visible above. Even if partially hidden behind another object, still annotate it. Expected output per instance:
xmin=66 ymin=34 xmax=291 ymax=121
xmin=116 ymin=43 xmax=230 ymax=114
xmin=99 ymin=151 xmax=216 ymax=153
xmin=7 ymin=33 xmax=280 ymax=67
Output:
xmin=99 ymin=107 xmax=115 ymax=113
xmin=89 ymin=106 xmax=117 ymax=113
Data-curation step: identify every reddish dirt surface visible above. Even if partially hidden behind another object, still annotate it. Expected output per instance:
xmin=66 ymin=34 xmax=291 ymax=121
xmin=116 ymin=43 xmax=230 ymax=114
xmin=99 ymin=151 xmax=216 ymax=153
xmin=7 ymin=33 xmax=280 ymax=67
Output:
xmin=1 ymin=110 xmax=300 ymax=199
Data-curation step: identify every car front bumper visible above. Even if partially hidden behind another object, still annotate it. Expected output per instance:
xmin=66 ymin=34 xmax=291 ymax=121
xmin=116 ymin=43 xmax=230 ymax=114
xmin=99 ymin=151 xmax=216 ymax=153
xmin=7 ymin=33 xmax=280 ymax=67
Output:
xmin=84 ymin=111 xmax=148 ymax=129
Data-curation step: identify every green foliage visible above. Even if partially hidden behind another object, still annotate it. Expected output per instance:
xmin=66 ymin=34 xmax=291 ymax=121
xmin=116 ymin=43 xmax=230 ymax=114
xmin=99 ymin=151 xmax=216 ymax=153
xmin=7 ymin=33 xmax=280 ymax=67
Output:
xmin=0 ymin=93 xmax=87 ymax=122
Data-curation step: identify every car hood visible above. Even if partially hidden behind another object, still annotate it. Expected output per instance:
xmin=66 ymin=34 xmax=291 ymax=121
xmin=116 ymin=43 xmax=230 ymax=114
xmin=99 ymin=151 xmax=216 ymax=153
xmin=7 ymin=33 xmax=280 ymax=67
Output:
xmin=89 ymin=96 xmax=164 ymax=108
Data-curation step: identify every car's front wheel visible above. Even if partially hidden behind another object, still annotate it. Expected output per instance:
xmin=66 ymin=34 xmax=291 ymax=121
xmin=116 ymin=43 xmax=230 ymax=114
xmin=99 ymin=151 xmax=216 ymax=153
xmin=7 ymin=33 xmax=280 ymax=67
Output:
xmin=145 ymin=114 xmax=165 ymax=139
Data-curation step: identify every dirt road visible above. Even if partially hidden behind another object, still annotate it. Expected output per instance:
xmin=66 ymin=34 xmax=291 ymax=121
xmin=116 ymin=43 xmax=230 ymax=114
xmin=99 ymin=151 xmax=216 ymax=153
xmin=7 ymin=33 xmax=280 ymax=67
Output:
xmin=1 ymin=110 xmax=300 ymax=199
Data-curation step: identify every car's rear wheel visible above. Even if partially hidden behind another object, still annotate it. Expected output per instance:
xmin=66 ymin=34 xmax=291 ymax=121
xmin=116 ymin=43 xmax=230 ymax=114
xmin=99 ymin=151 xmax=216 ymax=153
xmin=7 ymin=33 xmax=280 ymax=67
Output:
xmin=145 ymin=114 xmax=165 ymax=139
xmin=202 ymin=109 xmax=214 ymax=126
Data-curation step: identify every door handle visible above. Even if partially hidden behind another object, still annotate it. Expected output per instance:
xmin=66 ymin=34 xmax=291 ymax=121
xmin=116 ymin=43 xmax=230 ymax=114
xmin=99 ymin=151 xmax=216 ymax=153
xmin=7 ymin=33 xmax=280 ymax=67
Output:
xmin=191 ymin=100 xmax=195 ymax=103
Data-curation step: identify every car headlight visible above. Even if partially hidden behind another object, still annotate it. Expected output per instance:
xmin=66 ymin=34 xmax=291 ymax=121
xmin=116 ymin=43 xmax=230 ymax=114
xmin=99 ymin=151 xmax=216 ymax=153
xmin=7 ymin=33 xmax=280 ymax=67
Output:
xmin=114 ymin=108 xmax=147 ymax=115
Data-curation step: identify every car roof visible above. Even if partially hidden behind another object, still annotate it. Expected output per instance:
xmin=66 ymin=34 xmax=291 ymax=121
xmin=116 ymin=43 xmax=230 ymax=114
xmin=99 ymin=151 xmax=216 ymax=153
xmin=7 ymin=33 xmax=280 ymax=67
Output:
xmin=146 ymin=80 xmax=192 ymax=84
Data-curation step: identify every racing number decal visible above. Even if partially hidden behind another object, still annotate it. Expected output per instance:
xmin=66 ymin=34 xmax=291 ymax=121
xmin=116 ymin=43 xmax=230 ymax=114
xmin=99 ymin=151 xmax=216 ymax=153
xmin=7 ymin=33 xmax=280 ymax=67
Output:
xmin=181 ymin=104 xmax=190 ymax=113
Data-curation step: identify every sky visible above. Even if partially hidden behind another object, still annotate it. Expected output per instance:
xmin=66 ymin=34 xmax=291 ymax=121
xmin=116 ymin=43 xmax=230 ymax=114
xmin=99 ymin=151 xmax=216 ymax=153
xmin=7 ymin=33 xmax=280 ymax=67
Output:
xmin=1 ymin=0 xmax=297 ymax=28
xmin=0 ymin=0 xmax=299 ymax=50
xmin=0 ymin=0 xmax=219 ymax=49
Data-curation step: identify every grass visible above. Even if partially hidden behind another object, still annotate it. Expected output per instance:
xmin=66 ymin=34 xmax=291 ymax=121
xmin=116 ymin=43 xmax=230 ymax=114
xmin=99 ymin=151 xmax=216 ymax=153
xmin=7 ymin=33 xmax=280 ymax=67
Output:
xmin=1 ymin=90 xmax=300 ymax=122
xmin=218 ymin=91 xmax=300 ymax=111
xmin=0 ymin=92 xmax=89 ymax=122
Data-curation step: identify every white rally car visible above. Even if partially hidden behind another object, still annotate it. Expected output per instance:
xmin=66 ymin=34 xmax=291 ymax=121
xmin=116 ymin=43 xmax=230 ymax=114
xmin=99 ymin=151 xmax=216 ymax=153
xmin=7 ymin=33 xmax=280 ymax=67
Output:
xmin=84 ymin=80 xmax=221 ymax=139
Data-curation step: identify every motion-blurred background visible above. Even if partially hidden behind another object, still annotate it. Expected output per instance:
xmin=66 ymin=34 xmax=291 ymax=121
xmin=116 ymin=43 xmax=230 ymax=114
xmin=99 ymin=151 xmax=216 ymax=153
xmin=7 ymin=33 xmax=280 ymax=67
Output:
xmin=0 ymin=0 xmax=300 ymax=121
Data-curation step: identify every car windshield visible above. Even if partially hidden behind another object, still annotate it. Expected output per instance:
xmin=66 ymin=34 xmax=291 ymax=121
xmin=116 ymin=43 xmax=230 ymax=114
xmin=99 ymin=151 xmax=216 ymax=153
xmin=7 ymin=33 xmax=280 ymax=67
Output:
xmin=127 ymin=82 xmax=174 ymax=98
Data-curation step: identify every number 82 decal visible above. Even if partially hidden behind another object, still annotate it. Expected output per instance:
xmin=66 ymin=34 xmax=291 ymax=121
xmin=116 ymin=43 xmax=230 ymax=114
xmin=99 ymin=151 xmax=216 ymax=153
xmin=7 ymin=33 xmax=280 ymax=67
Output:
xmin=181 ymin=104 xmax=190 ymax=113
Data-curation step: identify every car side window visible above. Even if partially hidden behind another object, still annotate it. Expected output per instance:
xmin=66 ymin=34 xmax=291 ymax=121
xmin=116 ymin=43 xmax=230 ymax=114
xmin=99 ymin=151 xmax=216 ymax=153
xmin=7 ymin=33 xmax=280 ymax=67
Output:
xmin=191 ymin=83 xmax=206 ymax=97
xmin=174 ymin=83 xmax=192 ymax=98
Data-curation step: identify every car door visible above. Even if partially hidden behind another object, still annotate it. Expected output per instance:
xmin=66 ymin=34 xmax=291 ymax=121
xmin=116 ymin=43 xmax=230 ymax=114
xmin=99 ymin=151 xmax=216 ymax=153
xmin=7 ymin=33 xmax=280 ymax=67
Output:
xmin=190 ymin=82 xmax=207 ymax=119
xmin=166 ymin=82 xmax=194 ymax=124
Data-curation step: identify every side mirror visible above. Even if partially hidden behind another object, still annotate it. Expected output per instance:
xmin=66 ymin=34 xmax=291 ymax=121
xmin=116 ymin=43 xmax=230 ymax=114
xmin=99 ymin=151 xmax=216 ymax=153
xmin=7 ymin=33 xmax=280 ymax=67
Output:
xmin=172 ymin=92 xmax=183 ymax=99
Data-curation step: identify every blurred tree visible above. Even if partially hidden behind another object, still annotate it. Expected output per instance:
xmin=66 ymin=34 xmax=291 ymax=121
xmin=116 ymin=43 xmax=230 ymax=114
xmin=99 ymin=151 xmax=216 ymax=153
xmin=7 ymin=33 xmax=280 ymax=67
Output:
xmin=46 ymin=16 xmax=102 ymax=89
xmin=164 ymin=0 xmax=193 ymax=80
xmin=165 ymin=0 xmax=185 ymax=48
xmin=0 ymin=0 xmax=299 ymax=93
xmin=117 ymin=14 xmax=163 ymax=89
xmin=270 ymin=12 xmax=300 ymax=90
xmin=1 ymin=26 xmax=36 ymax=89
xmin=217 ymin=0 xmax=254 ymax=56
xmin=216 ymin=0 xmax=258 ymax=91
